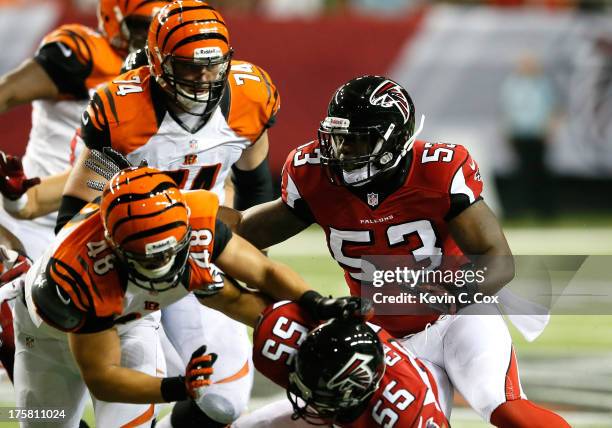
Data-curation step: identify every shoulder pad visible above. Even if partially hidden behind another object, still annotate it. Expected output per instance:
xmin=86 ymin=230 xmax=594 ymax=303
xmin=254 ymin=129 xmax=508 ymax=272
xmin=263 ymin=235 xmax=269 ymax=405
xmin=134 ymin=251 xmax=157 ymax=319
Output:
xmin=184 ymin=190 xmax=220 ymax=223
xmin=227 ymin=60 xmax=280 ymax=143
xmin=31 ymin=271 xmax=87 ymax=332
xmin=39 ymin=24 xmax=100 ymax=65
xmin=411 ymin=140 xmax=471 ymax=192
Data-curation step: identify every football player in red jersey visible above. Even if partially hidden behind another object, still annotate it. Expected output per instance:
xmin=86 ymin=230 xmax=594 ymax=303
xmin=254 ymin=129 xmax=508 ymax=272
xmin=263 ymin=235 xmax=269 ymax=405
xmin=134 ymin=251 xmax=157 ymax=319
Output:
xmin=237 ymin=76 xmax=570 ymax=427
xmin=234 ymin=301 xmax=448 ymax=428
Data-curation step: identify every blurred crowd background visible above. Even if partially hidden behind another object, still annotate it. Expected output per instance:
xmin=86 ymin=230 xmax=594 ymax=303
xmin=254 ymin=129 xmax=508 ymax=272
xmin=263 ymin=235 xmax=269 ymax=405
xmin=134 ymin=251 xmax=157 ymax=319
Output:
xmin=0 ymin=0 xmax=611 ymax=221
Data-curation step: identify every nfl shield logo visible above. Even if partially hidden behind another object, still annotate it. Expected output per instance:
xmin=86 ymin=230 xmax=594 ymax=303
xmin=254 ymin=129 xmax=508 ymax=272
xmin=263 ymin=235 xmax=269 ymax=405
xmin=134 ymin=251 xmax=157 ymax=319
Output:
xmin=189 ymin=139 xmax=198 ymax=150
xmin=367 ymin=193 xmax=379 ymax=207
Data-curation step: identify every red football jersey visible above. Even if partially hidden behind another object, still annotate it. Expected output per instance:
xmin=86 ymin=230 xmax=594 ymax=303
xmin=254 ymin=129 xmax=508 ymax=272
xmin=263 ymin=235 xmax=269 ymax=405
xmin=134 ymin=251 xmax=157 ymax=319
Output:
xmin=281 ymin=140 xmax=483 ymax=337
xmin=253 ymin=301 xmax=448 ymax=428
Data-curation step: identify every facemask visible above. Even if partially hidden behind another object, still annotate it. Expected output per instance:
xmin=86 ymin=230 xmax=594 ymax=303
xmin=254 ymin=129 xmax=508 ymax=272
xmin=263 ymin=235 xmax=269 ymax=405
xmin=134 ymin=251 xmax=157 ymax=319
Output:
xmin=131 ymin=254 xmax=176 ymax=279
xmin=342 ymin=163 xmax=381 ymax=186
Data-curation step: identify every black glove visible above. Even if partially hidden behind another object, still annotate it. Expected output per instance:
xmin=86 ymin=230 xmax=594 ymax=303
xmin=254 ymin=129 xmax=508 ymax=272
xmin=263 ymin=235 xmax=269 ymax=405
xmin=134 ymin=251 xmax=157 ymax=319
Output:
xmin=299 ymin=290 xmax=373 ymax=321
xmin=185 ymin=345 xmax=217 ymax=399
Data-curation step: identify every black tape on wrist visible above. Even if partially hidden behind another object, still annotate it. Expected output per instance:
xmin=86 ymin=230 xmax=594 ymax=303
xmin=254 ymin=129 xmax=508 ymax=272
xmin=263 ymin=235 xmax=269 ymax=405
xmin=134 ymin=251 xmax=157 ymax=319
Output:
xmin=161 ymin=376 xmax=188 ymax=402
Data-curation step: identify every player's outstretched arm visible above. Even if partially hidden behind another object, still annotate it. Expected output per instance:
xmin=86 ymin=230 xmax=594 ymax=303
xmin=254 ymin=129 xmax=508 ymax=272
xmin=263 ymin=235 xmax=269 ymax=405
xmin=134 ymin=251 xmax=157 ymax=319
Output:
xmin=2 ymin=165 xmax=69 ymax=220
xmin=449 ymin=199 xmax=515 ymax=295
xmin=0 ymin=59 xmax=59 ymax=113
xmin=69 ymin=328 xmax=214 ymax=404
xmin=203 ymin=232 xmax=365 ymax=325
xmin=69 ymin=328 xmax=166 ymax=403
xmin=21 ymin=170 xmax=70 ymax=218
xmin=211 ymin=232 xmax=311 ymax=316
xmin=197 ymin=275 xmax=273 ymax=328
xmin=238 ymin=198 xmax=310 ymax=249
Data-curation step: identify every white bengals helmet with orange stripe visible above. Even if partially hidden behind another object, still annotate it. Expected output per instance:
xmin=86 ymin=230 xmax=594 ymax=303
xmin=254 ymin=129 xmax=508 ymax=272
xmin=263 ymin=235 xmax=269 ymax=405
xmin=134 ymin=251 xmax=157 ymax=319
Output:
xmin=146 ymin=0 xmax=233 ymax=117
xmin=100 ymin=166 xmax=191 ymax=291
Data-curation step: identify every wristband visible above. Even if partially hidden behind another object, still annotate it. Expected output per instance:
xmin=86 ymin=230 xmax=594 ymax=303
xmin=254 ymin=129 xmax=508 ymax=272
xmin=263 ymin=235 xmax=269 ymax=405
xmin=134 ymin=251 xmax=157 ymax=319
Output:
xmin=3 ymin=193 xmax=28 ymax=214
xmin=160 ymin=376 xmax=188 ymax=402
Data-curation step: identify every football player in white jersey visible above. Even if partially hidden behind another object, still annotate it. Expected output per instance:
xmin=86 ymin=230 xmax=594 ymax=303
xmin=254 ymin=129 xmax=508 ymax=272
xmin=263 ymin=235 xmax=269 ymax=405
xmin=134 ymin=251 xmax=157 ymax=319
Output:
xmin=0 ymin=0 xmax=173 ymax=260
xmin=53 ymin=2 xmax=280 ymax=426
xmin=0 ymin=0 xmax=173 ymax=390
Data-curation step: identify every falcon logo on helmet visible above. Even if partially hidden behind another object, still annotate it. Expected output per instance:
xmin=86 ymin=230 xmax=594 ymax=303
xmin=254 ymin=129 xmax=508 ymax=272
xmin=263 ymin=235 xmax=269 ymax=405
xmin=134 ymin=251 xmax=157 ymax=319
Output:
xmin=327 ymin=353 xmax=375 ymax=391
xmin=369 ymin=80 xmax=411 ymax=124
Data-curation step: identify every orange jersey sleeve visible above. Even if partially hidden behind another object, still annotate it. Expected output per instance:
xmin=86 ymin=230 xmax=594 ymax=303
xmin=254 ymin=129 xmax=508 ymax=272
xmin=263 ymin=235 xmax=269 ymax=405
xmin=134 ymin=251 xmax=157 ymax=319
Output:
xmin=81 ymin=67 xmax=163 ymax=154
xmin=227 ymin=60 xmax=280 ymax=144
xmin=34 ymin=24 xmax=123 ymax=99
xmin=183 ymin=190 xmax=228 ymax=295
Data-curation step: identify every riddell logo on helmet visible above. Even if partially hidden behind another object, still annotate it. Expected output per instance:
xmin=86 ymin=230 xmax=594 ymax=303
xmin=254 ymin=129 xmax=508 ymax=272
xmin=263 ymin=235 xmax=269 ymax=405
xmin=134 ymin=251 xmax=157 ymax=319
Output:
xmin=327 ymin=353 xmax=374 ymax=391
xmin=369 ymin=80 xmax=411 ymax=124
xmin=194 ymin=46 xmax=222 ymax=59
xmin=322 ymin=116 xmax=350 ymax=130
xmin=145 ymin=236 xmax=177 ymax=255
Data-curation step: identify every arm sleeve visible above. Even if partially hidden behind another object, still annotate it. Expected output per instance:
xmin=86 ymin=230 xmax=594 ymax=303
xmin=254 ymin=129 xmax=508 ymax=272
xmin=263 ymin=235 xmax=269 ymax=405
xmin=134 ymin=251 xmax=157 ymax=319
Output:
xmin=211 ymin=218 xmax=233 ymax=262
xmin=81 ymin=92 xmax=112 ymax=151
xmin=231 ymin=157 xmax=275 ymax=210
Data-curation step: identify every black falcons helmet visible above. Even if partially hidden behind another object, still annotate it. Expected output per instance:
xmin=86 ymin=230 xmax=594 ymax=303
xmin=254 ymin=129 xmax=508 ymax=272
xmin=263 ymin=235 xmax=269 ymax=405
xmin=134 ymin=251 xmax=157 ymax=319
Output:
xmin=319 ymin=75 xmax=417 ymax=187
xmin=288 ymin=319 xmax=385 ymax=424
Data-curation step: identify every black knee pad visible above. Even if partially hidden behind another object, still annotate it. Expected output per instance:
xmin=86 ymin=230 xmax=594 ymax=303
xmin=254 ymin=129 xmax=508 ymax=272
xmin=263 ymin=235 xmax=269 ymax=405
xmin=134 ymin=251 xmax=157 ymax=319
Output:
xmin=171 ymin=399 xmax=227 ymax=428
